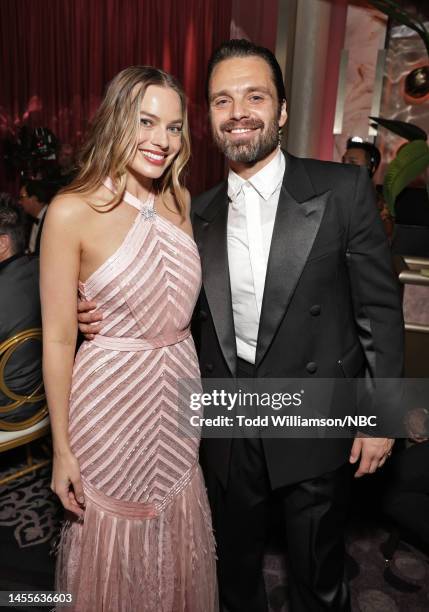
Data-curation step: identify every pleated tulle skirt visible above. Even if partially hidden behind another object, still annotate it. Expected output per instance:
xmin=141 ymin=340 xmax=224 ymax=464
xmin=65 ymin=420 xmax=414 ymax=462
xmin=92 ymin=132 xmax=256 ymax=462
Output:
xmin=54 ymin=465 xmax=218 ymax=612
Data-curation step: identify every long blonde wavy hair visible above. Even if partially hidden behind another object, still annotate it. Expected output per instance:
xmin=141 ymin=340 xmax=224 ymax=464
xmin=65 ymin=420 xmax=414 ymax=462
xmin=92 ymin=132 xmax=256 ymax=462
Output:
xmin=61 ymin=66 xmax=191 ymax=217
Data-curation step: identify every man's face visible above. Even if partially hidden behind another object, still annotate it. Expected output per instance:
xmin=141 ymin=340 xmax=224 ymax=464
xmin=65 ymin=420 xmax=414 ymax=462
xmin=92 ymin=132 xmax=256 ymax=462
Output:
xmin=18 ymin=187 xmax=40 ymax=218
xmin=342 ymin=147 xmax=368 ymax=168
xmin=208 ymin=56 xmax=287 ymax=164
xmin=58 ymin=144 xmax=74 ymax=169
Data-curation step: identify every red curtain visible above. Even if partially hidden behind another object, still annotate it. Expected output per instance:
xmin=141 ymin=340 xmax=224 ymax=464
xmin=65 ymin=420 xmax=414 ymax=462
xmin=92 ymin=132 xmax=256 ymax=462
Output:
xmin=0 ymin=0 xmax=232 ymax=195
xmin=230 ymin=0 xmax=278 ymax=50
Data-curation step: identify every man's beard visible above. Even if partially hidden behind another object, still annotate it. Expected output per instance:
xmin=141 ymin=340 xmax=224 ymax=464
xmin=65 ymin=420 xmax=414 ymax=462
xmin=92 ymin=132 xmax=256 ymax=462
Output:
xmin=211 ymin=117 xmax=279 ymax=163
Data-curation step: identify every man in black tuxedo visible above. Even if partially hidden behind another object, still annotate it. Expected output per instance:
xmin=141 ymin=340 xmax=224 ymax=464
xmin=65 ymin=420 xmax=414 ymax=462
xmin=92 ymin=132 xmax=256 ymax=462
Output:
xmin=18 ymin=180 xmax=51 ymax=255
xmin=191 ymin=40 xmax=403 ymax=611
xmin=78 ymin=40 xmax=404 ymax=611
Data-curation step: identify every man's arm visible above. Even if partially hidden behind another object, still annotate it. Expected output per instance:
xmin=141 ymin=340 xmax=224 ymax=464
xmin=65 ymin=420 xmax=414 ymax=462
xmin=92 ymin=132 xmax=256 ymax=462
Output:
xmin=346 ymin=166 xmax=404 ymax=378
xmin=345 ymin=167 xmax=404 ymax=476
xmin=77 ymin=299 xmax=102 ymax=340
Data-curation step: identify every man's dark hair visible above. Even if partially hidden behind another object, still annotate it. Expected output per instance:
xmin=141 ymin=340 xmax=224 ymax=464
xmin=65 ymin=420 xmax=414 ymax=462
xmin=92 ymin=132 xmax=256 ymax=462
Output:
xmin=345 ymin=138 xmax=381 ymax=176
xmin=24 ymin=179 xmax=55 ymax=204
xmin=206 ymin=39 xmax=286 ymax=108
xmin=0 ymin=193 xmax=26 ymax=255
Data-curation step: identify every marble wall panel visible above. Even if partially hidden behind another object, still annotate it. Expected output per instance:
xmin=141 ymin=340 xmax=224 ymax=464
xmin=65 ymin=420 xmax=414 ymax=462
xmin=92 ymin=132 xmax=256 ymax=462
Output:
xmin=333 ymin=6 xmax=387 ymax=163
xmin=375 ymin=25 xmax=429 ymax=186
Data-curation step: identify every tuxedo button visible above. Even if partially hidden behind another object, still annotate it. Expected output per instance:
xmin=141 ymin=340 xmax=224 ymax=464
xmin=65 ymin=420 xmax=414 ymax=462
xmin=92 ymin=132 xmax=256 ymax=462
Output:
xmin=196 ymin=241 xmax=203 ymax=250
xmin=199 ymin=310 xmax=208 ymax=321
xmin=205 ymin=363 xmax=214 ymax=373
xmin=306 ymin=362 xmax=317 ymax=374
xmin=310 ymin=305 xmax=321 ymax=316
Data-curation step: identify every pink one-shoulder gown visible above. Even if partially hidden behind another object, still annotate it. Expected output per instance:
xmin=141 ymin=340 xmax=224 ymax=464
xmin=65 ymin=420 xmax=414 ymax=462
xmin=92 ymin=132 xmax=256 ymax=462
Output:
xmin=55 ymin=181 xmax=218 ymax=611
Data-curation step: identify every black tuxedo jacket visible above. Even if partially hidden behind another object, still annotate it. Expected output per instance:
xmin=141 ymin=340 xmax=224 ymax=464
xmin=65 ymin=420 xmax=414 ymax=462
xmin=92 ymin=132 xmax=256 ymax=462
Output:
xmin=0 ymin=254 xmax=43 ymax=422
xmin=191 ymin=152 xmax=404 ymax=489
xmin=34 ymin=213 xmax=46 ymax=256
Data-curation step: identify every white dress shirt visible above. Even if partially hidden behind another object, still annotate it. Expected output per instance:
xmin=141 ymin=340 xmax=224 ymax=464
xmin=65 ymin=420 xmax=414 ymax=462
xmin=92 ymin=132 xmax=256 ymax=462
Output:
xmin=227 ymin=148 xmax=285 ymax=363
xmin=29 ymin=205 xmax=48 ymax=254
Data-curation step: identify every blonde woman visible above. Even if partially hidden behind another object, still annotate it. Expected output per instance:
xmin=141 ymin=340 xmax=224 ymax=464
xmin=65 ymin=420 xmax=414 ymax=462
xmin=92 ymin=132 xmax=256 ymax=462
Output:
xmin=40 ymin=67 xmax=217 ymax=611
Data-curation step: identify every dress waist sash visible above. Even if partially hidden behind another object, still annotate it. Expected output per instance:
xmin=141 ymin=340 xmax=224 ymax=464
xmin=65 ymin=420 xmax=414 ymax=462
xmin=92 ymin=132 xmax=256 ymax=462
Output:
xmin=90 ymin=327 xmax=191 ymax=351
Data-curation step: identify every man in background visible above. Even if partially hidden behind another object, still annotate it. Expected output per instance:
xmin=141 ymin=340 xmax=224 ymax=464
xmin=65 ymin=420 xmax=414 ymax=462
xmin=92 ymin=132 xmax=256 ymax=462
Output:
xmin=53 ymin=142 xmax=77 ymax=187
xmin=18 ymin=180 xmax=53 ymax=255
xmin=342 ymin=136 xmax=381 ymax=178
xmin=342 ymin=137 xmax=394 ymax=240
xmin=0 ymin=194 xmax=43 ymax=423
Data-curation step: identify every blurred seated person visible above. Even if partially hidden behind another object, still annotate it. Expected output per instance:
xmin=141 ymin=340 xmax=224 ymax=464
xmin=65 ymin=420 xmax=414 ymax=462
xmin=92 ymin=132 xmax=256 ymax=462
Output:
xmin=0 ymin=194 xmax=43 ymax=424
xmin=58 ymin=143 xmax=75 ymax=176
xmin=342 ymin=137 xmax=394 ymax=241
xmin=18 ymin=180 xmax=54 ymax=255
xmin=50 ymin=142 xmax=77 ymax=188
xmin=381 ymin=407 xmax=429 ymax=551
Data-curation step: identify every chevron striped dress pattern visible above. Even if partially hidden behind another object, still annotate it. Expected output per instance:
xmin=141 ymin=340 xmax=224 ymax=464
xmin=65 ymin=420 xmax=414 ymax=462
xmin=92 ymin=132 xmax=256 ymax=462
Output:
xmin=55 ymin=184 xmax=218 ymax=611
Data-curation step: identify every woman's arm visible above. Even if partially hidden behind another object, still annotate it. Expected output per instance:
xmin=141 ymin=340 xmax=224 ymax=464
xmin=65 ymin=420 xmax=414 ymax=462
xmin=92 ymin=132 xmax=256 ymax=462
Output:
xmin=40 ymin=195 xmax=85 ymax=517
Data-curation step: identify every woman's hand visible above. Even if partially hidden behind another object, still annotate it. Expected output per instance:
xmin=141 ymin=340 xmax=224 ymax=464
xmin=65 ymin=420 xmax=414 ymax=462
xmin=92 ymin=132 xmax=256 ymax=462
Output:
xmin=51 ymin=449 xmax=85 ymax=518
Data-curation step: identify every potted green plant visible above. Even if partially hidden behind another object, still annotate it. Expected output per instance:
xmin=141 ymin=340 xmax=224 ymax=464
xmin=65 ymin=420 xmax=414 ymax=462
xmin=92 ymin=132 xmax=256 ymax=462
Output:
xmin=370 ymin=117 xmax=429 ymax=216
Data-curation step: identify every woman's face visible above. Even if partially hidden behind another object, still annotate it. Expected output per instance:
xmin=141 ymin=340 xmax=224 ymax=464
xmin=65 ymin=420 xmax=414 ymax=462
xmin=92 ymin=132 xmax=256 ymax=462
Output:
xmin=128 ymin=85 xmax=183 ymax=180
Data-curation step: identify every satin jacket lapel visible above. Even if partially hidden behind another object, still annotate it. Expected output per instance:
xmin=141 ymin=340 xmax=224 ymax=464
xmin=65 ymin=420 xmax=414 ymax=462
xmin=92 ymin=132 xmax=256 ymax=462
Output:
xmin=194 ymin=183 xmax=237 ymax=376
xmin=255 ymin=154 xmax=331 ymax=368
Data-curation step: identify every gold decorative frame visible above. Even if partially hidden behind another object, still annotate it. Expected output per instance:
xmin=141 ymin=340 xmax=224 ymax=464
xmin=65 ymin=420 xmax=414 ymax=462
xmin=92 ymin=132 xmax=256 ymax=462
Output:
xmin=0 ymin=328 xmax=51 ymax=486
xmin=0 ymin=328 xmax=48 ymax=430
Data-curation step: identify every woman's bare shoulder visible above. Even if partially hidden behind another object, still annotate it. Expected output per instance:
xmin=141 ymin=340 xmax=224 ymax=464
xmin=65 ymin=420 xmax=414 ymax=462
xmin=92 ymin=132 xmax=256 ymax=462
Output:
xmin=46 ymin=187 xmax=108 ymax=226
xmin=47 ymin=192 xmax=90 ymax=222
xmin=41 ymin=199 xmax=87 ymax=252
